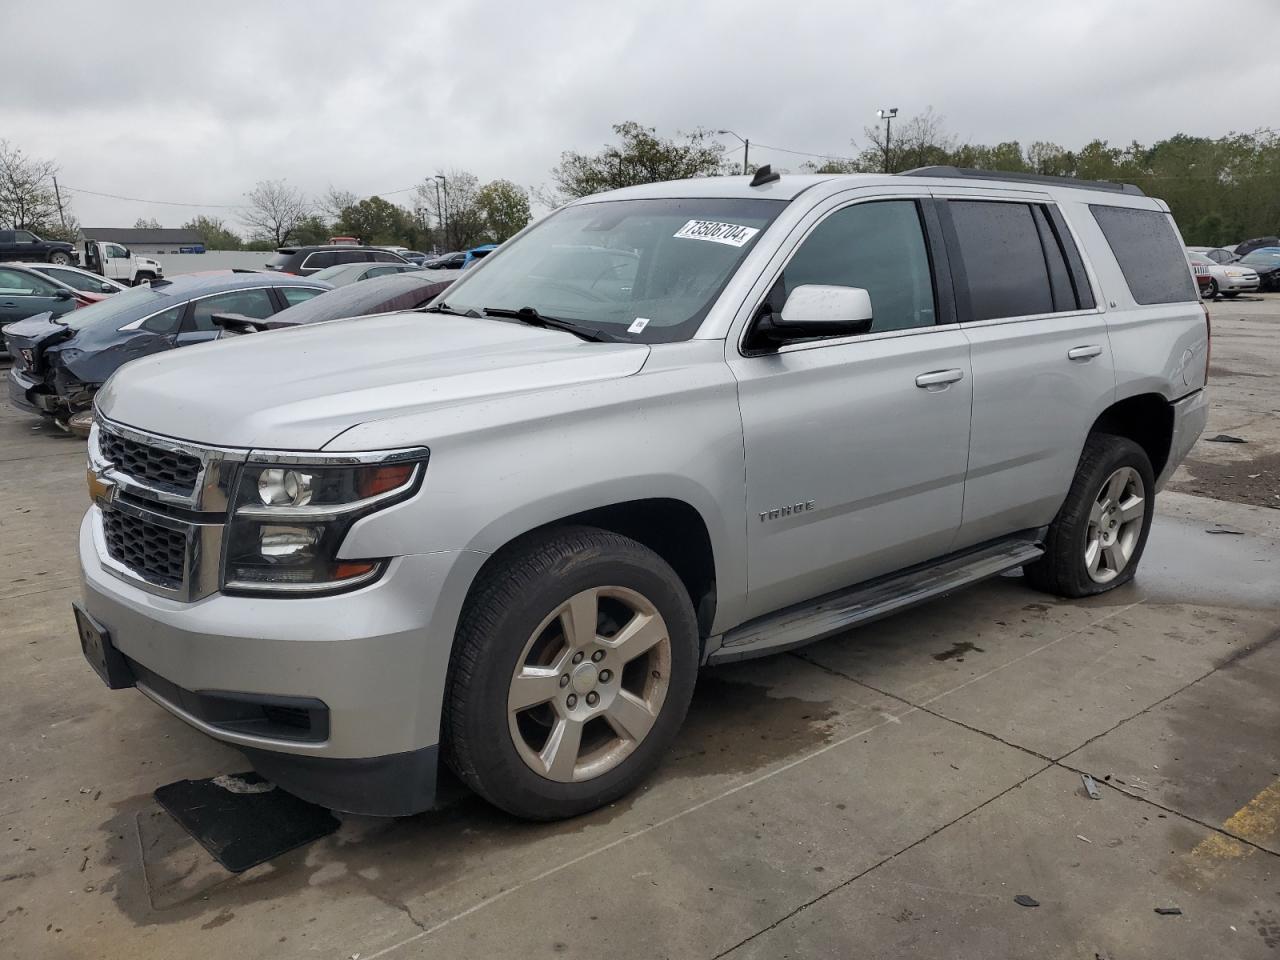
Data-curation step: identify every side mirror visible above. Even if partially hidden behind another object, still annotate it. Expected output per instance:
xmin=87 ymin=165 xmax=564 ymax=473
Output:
xmin=100 ymin=283 xmax=115 ymax=293
xmin=54 ymin=288 xmax=73 ymax=301
xmin=751 ymin=284 xmax=874 ymax=349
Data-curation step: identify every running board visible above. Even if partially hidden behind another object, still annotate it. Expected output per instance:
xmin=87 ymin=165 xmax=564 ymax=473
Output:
xmin=706 ymin=536 xmax=1044 ymax=665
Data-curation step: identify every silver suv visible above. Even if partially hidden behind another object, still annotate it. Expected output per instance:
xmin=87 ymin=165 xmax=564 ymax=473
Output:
xmin=76 ymin=167 xmax=1209 ymax=820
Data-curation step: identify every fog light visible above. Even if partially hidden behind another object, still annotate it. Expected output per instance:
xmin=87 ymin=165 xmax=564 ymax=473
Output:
xmin=257 ymin=468 xmax=314 ymax=506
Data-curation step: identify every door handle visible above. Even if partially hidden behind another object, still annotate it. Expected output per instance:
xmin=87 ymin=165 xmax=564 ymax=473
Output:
xmin=915 ymin=368 xmax=964 ymax=388
xmin=1067 ymin=344 xmax=1103 ymax=361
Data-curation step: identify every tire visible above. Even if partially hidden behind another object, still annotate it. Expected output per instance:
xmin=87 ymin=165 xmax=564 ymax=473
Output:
xmin=1221 ymin=291 xmax=1240 ymax=299
xmin=47 ymin=251 xmax=72 ymax=266
xmin=443 ymin=525 xmax=699 ymax=820
xmin=1204 ymin=279 xmax=1218 ymax=299
xmin=1024 ymin=433 xmax=1155 ymax=599
xmin=133 ymin=273 xmax=155 ymax=286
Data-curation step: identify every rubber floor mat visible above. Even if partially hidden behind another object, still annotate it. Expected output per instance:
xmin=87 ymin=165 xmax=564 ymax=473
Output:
xmin=154 ymin=772 xmax=340 ymax=873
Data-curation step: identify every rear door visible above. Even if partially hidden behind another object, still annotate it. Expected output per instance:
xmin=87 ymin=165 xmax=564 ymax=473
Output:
xmin=183 ymin=287 xmax=276 ymax=344
xmin=934 ymin=192 xmax=1114 ymax=549
xmin=728 ymin=193 xmax=973 ymax=618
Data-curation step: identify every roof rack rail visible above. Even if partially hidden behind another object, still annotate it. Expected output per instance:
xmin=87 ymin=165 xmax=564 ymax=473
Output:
xmin=900 ymin=165 xmax=1145 ymax=197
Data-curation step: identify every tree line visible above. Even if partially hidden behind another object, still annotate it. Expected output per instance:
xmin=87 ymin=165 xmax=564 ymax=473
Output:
xmin=4 ymin=115 xmax=1278 ymax=252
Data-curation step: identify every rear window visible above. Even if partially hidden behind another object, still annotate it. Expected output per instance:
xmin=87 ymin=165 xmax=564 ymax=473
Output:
xmin=266 ymin=252 xmax=293 ymax=268
xmin=1089 ymin=205 xmax=1197 ymax=305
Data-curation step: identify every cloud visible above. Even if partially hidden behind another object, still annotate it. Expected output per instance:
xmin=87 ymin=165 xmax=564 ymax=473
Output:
xmin=6 ymin=0 xmax=1276 ymax=229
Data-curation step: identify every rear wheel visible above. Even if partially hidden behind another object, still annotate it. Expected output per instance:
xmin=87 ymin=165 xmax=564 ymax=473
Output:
xmin=444 ymin=526 xmax=698 ymax=820
xmin=1025 ymin=433 xmax=1155 ymax=598
xmin=47 ymin=251 xmax=72 ymax=266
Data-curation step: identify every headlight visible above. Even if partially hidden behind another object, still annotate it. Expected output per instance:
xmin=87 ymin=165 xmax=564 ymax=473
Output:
xmin=223 ymin=450 xmax=427 ymax=595
xmin=1226 ymin=270 xmax=1243 ymax=278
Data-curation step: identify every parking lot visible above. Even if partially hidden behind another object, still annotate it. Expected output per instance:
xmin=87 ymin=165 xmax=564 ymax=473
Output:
xmin=1 ymin=298 xmax=1277 ymax=960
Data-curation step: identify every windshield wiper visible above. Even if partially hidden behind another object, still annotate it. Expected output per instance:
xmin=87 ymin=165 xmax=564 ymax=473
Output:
xmin=482 ymin=306 xmax=613 ymax=343
xmin=420 ymin=301 xmax=481 ymax=318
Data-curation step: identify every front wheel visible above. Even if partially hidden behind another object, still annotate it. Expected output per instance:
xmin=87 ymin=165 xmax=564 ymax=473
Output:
xmin=1203 ymin=279 xmax=1218 ymax=299
xmin=444 ymin=526 xmax=699 ymax=820
xmin=47 ymin=251 xmax=73 ymax=266
xmin=1220 ymin=291 xmax=1240 ymax=299
xmin=1025 ymin=433 xmax=1155 ymax=598
xmin=133 ymin=273 xmax=156 ymax=286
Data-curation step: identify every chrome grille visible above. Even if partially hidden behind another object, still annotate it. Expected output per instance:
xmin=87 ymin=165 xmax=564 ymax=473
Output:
xmin=101 ymin=508 xmax=187 ymax=587
xmin=99 ymin=429 xmax=202 ymax=493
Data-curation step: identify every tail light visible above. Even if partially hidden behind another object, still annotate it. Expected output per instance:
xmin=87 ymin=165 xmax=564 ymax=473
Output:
xmin=1202 ymin=301 xmax=1212 ymax=383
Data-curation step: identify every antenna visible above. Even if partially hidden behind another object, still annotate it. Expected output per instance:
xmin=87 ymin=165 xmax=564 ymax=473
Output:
xmin=749 ymin=165 xmax=780 ymax=187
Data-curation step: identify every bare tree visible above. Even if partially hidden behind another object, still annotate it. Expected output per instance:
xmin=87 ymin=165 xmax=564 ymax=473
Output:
xmin=242 ymin=179 xmax=311 ymax=246
xmin=415 ymin=170 xmax=487 ymax=250
xmin=859 ymin=107 xmax=956 ymax=173
xmin=320 ymin=185 xmax=359 ymax=224
xmin=0 ymin=140 xmax=62 ymax=230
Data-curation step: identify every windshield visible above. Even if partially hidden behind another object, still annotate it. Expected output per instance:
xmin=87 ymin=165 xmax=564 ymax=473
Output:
xmin=440 ymin=197 xmax=785 ymax=342
xmin=1240 ymin=250 xmax=1280 ymax=266
xmin=60 ymin=284 xmax=170 ymax=330
xmin=307 ymin=263 xmax=364 ymax=283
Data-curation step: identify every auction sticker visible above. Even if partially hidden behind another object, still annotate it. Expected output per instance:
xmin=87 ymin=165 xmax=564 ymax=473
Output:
xmin=673 ymin=220 xmax=760 ymax=247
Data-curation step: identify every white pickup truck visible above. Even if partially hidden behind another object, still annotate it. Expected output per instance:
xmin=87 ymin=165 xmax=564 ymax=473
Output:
xmin=81 ymin=240 xmax=164 ymax=286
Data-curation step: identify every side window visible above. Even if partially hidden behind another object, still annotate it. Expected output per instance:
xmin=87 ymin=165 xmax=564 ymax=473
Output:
xmin=281 ymin=286 xmax=324 ymax=306
xmin=777 ymin=200 xmax=937 ymax=334
xmin=1089 ymin=204 xmax=1197 ymax=305
xmin=190 ymin=289 xmax=275 ymax=331
xmin=370 ymin=251 xmax=400 ymax=263
xmin=107 ymin=243 xmax=129 ymax=259
xmin=140 ymin=305 xmax=185 ymax=334
xmin=304 ymin=251 xmax=337 ymax=270
xmin=337 ymin=250 xmax=371 ymax=265
xmin=0 ymin=267 xmax=37 ymax=292
xmin=14 ymin=230 xmax=36 ymax=244
xmin=366 ymin=266 xmax=398 ymax=278
xmin=1030 ymin=206 xmax=1075 ymax=312
xmin=948 ymin=201 xmax=1054 ymax=321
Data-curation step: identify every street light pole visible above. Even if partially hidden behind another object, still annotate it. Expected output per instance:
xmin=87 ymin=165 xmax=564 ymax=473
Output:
xmin=876 ymin=108 xmax=898 ymax=174
xmin=716 ymin=129 xmax=750 ymax=175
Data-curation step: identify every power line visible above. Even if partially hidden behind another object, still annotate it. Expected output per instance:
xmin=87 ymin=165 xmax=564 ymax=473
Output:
xmin=749 ymin=141 xmax=858 ymax=163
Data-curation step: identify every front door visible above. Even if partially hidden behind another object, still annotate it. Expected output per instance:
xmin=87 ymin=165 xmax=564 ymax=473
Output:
xmin=728 ymin=197 xmax=973 ymax=619
xmin=103 ymin=244 xmax=131 ymax=282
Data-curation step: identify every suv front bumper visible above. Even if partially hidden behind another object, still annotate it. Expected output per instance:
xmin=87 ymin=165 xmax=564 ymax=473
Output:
xmin=78 ymin=508 xmax=476 ymax=816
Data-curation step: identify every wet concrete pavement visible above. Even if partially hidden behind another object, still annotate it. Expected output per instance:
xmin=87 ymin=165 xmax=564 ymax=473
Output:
xmin=1 ymin=298 xmax=1278 ymax=959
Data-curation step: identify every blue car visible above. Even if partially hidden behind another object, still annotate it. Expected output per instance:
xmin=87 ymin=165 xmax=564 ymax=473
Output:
xmin=5 ymin=271 xmax=330 ymax=430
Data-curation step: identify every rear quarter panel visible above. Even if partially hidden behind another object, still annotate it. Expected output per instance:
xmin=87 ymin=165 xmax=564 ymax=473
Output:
xmin=1060 ymin=197 xmax=1208 ymax=403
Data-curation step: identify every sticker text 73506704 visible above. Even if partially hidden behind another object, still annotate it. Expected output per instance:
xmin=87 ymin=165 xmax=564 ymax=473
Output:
xmin=673 ymin=220 xmax=761 ymax=248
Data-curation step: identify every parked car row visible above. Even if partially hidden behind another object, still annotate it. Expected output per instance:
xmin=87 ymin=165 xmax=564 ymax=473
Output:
xmin=1186 ymin=251 xmax=1260 ymax=298
xmin=4 ymin=267 xmax=458 ymax=431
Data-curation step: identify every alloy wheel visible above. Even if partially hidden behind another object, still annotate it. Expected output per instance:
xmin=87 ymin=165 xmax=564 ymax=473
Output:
xmin=507 ymin=586 xmax=672 ymax=783
xmin=1085 ymin=466 xmax=1146 ymax=583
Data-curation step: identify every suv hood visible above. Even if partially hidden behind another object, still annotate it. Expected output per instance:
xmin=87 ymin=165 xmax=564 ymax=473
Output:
xmin=96 ymin=311 xmax=651 ymax=449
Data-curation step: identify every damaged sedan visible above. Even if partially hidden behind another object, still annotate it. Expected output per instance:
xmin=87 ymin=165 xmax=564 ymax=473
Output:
xmin=5 ymin=271 xmax=329 ymax=433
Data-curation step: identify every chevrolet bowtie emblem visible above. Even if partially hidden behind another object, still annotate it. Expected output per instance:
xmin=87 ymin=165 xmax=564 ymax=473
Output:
xmin=86 ymin=468 xmax=115 ymax=505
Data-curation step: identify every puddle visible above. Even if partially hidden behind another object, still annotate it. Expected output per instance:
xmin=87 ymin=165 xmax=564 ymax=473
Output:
xmin=96 ymin=675 xmax=838 ymax=927
xmin=931 ymin=641 xmax=984 ymax=662
xmin=1126 ymin=516 xmax=1279 ymax=610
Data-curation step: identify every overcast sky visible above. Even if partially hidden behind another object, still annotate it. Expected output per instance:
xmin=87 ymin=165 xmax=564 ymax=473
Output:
xmin=6 ymin=0 xmax=1278 ymax=230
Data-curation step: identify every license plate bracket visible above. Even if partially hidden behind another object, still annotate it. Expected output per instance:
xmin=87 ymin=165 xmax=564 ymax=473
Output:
xmin=73 ymin=603 xmax=135 ymax=690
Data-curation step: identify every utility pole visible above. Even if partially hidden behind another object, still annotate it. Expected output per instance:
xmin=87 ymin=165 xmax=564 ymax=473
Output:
xmin=877 ymin=108 xmax=898 ymax=174
xmin=433 ymin=176 xmax=447 ymax=250
xmin=717 ymin=130 xmax=750 ymax=175
xmin=52 ymin=176 xmax=67 ymax=231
